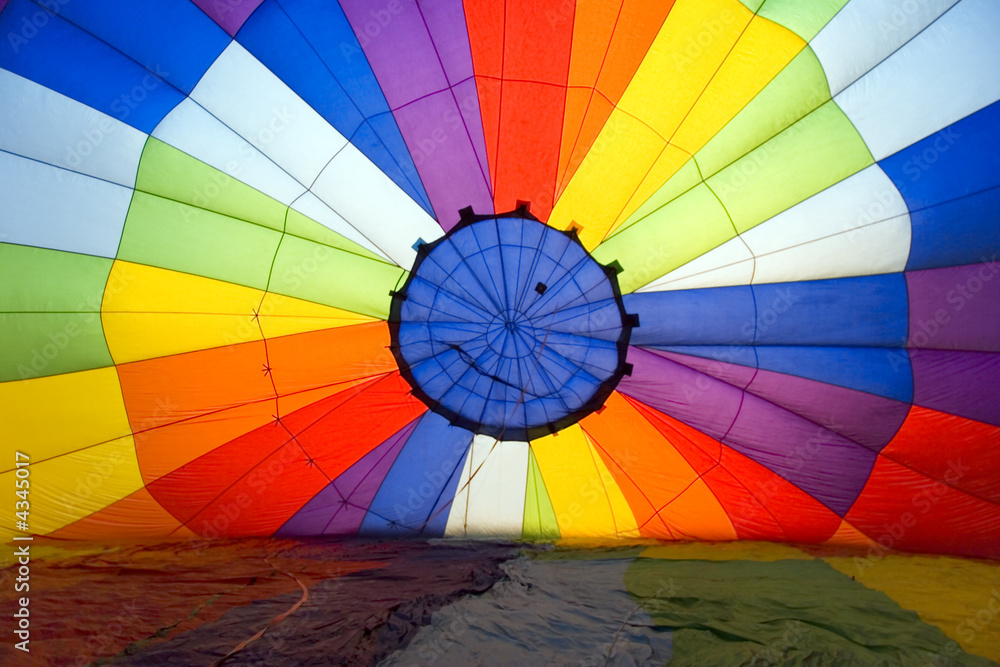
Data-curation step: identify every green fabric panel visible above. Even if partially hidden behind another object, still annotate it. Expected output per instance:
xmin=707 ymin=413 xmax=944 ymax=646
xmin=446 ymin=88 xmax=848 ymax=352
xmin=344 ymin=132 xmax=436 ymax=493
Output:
xmin=136 ymin=137 xmax=286 ymax=232
xmin=118 ymin=192 xmax=281 ymax=290
xmin=522 ymin=450 xmax=560 ymax=540
xmin=695 ymin=47 xmax=831 ymax=180
xmin=758 ymin=0 xmax=848 ymax=42
xmin=613 ymin=159 xmax=702 ymax=240
xmin=0 ymin=244 xmax=111 ymax=312
xmin=0 ymin=245 xmax=113 ymax=380
xmin=592 ymin=184 xmax=735 ymax=293
xmin=284 ymin=208 xmax=388 ymax=263
xmin=736 ymin=0 xmax=766 ymax=13
xmin=625 ymin=557 xmax=993 ymax=666
xmin=708 ymin=99 xmax=874 ymax=234
xmin=268 ymin=234 xmax=405 ymax=319
xmin=0 ymin=313 xmax=112 ymax=381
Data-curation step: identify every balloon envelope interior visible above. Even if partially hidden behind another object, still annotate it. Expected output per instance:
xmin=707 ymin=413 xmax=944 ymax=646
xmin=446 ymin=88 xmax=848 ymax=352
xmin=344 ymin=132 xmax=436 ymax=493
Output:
xmin=0 ymin=0 xmax=998 ymax=560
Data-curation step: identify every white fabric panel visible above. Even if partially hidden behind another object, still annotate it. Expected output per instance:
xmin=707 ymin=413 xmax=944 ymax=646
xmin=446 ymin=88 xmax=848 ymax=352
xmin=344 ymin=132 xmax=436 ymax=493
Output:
xmin=445 ymin=436 xmax=528 ymax=538
xmin=638 ymin=237 xmax=755 ymax=292
xmin=0 ymin=152 xmax=131 ymax=257
xmin=311 ymin=142 xmax=445 ymax=267
xmin=289 ymin=191 xmax=390 ymax=261
xmin=0 ymin=69 xmax=145 ymax=187
xmin=812 ymin=0 xmax=958 ymax=96
xmin=640 ymin=166 xmax=911 ymax=290
xmin=833 ymin=0 xmax=1000 ymax=160
xmin=152 ymin=98 xmax=305 ymax=206
xmin=190 ymin=43 xmax=347 ymax=187
xmin=743 ymin=165 xmax=910 ymax=283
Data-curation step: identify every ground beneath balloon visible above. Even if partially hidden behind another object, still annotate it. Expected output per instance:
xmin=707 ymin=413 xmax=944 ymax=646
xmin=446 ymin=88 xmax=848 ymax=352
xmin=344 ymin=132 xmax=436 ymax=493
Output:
xmin=0 ymin=539 xmax=996 ymax=666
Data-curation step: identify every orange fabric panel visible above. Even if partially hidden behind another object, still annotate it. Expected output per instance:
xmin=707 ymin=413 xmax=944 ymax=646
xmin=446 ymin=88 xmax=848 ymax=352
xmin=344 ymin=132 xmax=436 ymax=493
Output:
xmin=117 ymin=340 xmax=272 ymax=433
xmin=881 ymin=406 xmax=1000 ymax=503
xmin=846 ymin=457 xmax=1000 ymax=559
xmin=49 ymin=487 xmax=185 ymax=540
xmin=581 ymin=392 xmax=736 ymax=540
xmin=266 ymin=321 xmax=397 ymax=395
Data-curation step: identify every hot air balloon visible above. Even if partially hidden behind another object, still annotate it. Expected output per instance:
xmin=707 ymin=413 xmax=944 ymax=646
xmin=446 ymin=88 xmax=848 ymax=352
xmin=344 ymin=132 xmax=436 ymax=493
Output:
xmin=2 ymin=0 xmax=999 ymax=578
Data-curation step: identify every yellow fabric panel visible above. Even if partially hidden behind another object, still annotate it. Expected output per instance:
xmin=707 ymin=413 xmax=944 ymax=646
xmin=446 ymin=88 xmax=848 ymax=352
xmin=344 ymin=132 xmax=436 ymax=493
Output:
xmin=615 ymin=147 xmax=693 ymax=233
xmin=0 ymin=366 xmax=131 ymax=461
xmin=549 ymin=109 xmax=667 ymax=248
xmin=102 ymin=261 xmax=374 ymax=363
xmin=102 ymin=260 xmax=263 ymax=363
xmin=531 ymin=424 xmax=636 ymax=537
xmin=257 ymin=292 xmax=376 ymax=339
xmin=825 ymin=555 xmax=1000 ymax=663
xmin=616 ymin=0 xmax=751 ymax=137
xmin=670 ymin=15 xmax=805 ymax=154
xmin=609 ymin=158 xmax=704 ymax=238
xmin=2 ymin=436 xmax=144 ymax=536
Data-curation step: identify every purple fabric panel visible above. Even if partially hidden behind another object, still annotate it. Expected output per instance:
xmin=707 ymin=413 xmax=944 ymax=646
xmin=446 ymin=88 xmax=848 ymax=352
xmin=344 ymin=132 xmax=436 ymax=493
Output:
xmin=745 ymin=369 xmax=909 ymax=452
xmin=0 ymin=0 xmax=9 ymax=14
xmin=190 ymin=0 xmax=262 ymax=36
xmin=340 ymin=0 xmax=493 ymax=224
xmin=453 ymin=76 xmax=492 ymax=198
xmin=649 ymin=349 xmax=757 ymax=389
xmin=907 ymin=263 xmax=1000 ymax=352
xmin=393 ymin=91 xmax=494 ymax=226
xmin=656 ymin=349 xmax=910 ymax=451
xmin=617 ymin=347 xmax=742 ymax=440
xmin=723 ymin=396 xmax=878 ymax=516
xmin=276 ymin=419 xmax=418 ymax=536
xmin=910 ymin=349 xmax=1000 ymax=426
xmin=340 ymin=0 xmax=449 ymax=107
xmin=417 ymin=0 xmax=475 ymax=85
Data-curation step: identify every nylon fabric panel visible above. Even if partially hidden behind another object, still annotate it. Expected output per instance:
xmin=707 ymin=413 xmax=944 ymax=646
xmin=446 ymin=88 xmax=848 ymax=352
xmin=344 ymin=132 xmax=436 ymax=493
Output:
xmin=529 ymin=424 xmax=639 ymax=538
xmin=44 ymin=0 xmax=229 ymax=94
xmin=580 ymin=392 xmax=737 ymax=540
xmin=236 ymin=0 xmax=432 ymax=214
xmin=358 ymin=412 xmax=473 ymax=537
xmin=881 ymin=100 xmax=1000 ymax=271
xmin=445 ymin=436 xmax=528 ymax=537
xmin=0 ymin=68 xmax=146 ymax=187
xmin=0 ymin=0 xmax=184 ymax=133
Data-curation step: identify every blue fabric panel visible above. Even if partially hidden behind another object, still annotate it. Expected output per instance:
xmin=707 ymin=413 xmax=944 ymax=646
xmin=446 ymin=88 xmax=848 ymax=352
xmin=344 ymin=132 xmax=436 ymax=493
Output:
xmin=360 ymin=412 xmax=472 ymax=536
xmin=625 ymin=287 xmax=757 ymax=346
xmin=0 ymin=0 xmax=183 ymax=132
xmin=755 ymin=346 xmax=914 ymax=403
xmin=650 ymin=345 xmax=760 ymax=368
xmin=750 ymin=275 xmax=909 ymax=346
xmin=46 ymin=0 xmax=229 ymax=93
xmin=626 ymin=275 xmax=909 ymax=347
xmin=237 ymin=0 xmax=432 ymax=214
xmin=880 ymin=100 xmax=1000 ymax=271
